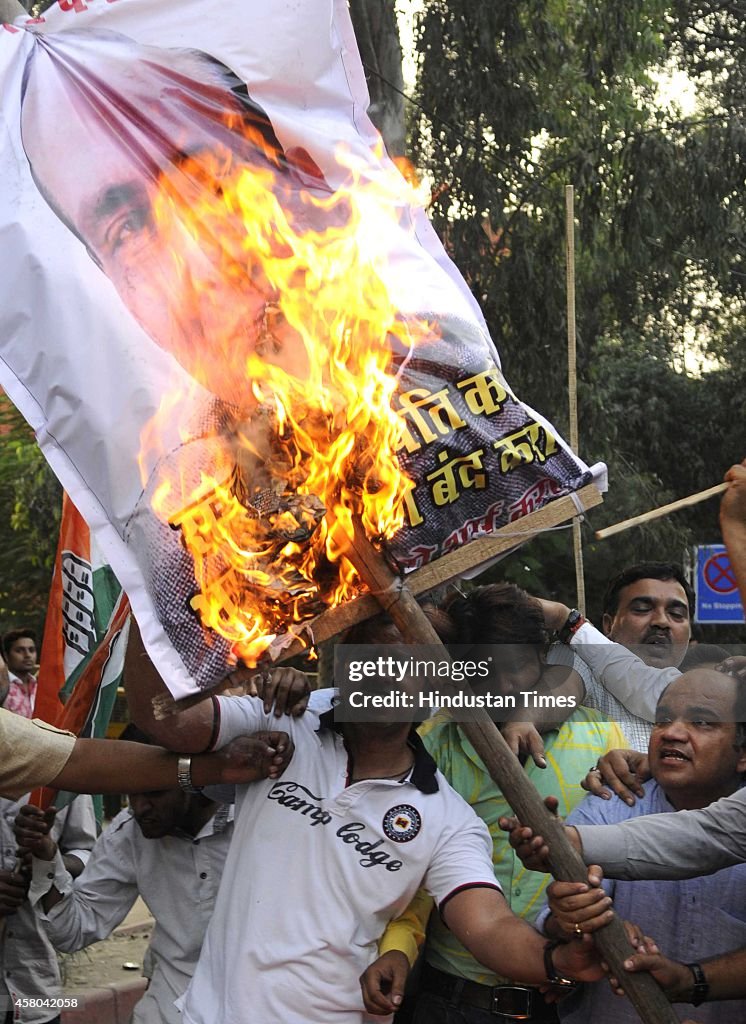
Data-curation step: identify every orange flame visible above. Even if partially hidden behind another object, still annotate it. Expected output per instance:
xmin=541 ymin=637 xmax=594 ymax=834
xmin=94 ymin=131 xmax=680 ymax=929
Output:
xmin=139 ymin=133 xmax=432 ymax=665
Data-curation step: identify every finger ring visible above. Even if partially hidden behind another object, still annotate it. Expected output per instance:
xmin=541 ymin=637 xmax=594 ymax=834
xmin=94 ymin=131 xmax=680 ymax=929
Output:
xmin=574 ymin=923 xmax=583 ymax=936
xmin=589 ymin=764 xmax=601 ymax=774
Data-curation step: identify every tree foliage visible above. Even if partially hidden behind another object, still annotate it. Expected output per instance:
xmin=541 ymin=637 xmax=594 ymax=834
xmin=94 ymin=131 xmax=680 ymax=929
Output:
xmin=410 ymin=0 xmax=746 ymax=628
xmin=0 ymin=395 xmax=61 ymax=635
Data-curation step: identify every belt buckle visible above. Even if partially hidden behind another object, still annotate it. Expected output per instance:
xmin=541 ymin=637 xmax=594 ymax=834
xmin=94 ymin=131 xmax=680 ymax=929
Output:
xmin=490 ymin=984 xmax=535 ymax=1019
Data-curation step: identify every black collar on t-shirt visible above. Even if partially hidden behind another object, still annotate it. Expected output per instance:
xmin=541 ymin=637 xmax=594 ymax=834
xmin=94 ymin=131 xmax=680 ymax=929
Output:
xmin=317 ymin=707 xmax=439 ymax=794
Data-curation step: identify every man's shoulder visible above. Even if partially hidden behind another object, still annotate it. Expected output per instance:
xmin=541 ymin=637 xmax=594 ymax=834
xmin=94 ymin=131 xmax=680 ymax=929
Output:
xmin=568 ymin=781 xmax=662 ymax=827
xmin=104 ymin=808 xmax=138 ymax=836
xmin=418 ymin=710 xmax=454 ymax=747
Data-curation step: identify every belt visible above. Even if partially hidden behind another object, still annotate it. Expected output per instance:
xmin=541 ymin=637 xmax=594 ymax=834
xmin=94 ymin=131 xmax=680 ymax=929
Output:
xmin=420 ymin=963 xmax=559 ymax=1021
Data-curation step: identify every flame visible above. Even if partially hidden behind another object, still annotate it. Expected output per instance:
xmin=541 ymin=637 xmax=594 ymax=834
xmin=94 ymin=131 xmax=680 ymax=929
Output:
xmin=139 ymin=131 xmax=433 ymax=665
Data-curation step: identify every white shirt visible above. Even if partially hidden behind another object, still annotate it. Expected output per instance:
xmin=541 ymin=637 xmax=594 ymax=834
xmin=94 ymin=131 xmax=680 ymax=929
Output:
xmin=568 ymin=621 xmax=681 ymax=751
xmin=29 ymin=805 xmax=233 ymax=1024
xmin=180 ymin=689 xmax=500 ymax=1024
xmin=0 ymin=794 xmax=96 ymax=1024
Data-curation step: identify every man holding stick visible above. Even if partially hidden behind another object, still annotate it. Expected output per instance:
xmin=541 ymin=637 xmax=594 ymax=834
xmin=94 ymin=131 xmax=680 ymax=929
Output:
xmin=124 ymin=621 xmax=603 ymax=1024
xmin=532 ymin=668 xmax=746 ymax=1023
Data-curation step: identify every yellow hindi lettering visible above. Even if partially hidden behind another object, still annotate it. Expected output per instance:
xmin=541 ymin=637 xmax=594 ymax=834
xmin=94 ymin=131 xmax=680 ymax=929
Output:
xmin=493 ymin=422 xmax=557 ymax=474
xmin=189 ymin=568 xmax=249 ymax=640
xmin=426 ymin=448 xmax=487 ymax=507
xmin=402 ymin=488 xmax=425 ymax=527
xmin=456 ymin=368 xmax=508 ymax=416
xmin=170 ymin=493 xmax=223 ymax=557
xmin=397 ymin=386 xmax=467 ymax=453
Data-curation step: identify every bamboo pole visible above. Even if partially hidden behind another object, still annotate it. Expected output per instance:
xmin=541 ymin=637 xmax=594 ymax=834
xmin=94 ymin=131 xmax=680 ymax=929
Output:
xmin=596 ymin=482 xmax=728 ymax=540
xmin=565 ymin=185 xmax=586 ymax=615
xmin=341 ymin=515 xmax=678 ymax=1024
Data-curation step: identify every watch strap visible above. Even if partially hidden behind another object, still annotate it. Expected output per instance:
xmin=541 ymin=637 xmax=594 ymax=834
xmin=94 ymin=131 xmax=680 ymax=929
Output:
xmin=543 ymin=939 xmax=577 ymax=988
xmin=558 ymin=608 xmax=585 ymax=644
xmin=686 ymin=962 xmax=708 ymax=1006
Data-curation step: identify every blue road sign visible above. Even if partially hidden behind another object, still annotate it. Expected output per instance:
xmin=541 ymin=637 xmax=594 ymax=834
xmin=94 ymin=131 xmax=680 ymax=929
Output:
xmin=694 ymin=544 xmax=745 ymax=624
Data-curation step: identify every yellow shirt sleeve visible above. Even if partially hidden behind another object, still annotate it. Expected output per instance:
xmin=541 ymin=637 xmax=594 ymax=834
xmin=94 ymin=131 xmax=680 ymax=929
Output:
xmin=378 ymin=888 xmax=433 ymax=966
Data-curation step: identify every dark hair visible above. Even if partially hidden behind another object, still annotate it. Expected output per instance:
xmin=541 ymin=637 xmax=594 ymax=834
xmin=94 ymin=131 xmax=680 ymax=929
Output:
xmin=602 ymin=563 xmax=694 ymax=619
xmin=679 ymin=643 xmax=730 ymax=671
xmin=119 ymin=722 xmax=155 ymax=745
xmin=445 ymin=583 xmax=547 ymax=650
xmin=2 ymin=628 xmax=36 ymax=660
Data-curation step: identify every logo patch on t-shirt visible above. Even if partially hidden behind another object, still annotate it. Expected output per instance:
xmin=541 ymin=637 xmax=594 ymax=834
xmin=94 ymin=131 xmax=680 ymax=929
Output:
xmin=382 ymin=804 xmax=422 ymax=843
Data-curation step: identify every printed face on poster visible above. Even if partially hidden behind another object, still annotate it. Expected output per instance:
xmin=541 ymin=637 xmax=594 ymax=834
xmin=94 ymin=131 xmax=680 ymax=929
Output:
xmin=0 ymin=0 xmax=603 ymax=696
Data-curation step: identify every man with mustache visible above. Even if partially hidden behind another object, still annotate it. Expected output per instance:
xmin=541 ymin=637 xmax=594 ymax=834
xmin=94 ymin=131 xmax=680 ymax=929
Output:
xmin=508 ymin=668 xmax=746 ymax=1022
xmin=541 ymin=562 xmax=694 ymax=751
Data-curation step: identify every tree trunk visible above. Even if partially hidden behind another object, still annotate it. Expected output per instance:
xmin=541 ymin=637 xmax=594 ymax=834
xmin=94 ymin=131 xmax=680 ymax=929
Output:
xmin=348 ymin=0 xmax=406 ymax=157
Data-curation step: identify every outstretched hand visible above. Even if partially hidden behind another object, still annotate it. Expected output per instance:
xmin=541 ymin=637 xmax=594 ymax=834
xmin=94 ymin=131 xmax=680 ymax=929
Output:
xmin=216 ymin=731 xmax=294 ymax=784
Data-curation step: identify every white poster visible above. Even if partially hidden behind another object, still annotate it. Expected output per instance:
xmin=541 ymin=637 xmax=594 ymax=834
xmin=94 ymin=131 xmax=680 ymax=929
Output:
xmin=0 ymin=0 xmax=604 ymax=697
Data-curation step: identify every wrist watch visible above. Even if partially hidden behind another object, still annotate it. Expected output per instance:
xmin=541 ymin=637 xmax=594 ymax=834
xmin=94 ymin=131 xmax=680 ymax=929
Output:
xmin=558 ymin=608 xmax=585 ymax=644
xmin=543 ymin=939 xmax=578 ymax=989
xmin=177 ymin=755 xmax=204 ymax=794
xmin=686 ymin=962 xmax=709 ymax=1006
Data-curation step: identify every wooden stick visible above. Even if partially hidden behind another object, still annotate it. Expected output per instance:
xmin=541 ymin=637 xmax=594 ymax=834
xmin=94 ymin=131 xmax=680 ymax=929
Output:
xmin=596 ymin=482 xmax=728 ymax=540
xmin=342 ymin=515 xmax=678 ymax=1024
xmin=565 ymin=185 xmax=586 ymax=615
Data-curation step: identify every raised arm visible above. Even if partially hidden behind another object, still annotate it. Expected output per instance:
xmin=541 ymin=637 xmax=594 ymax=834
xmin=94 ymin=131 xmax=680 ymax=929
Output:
xmin=124 ymin=620 xmax=311 ymax=751
xmin=720 ymin=459 xmax=746 ymax=609
xmin=124 ymin=619 xmax=216 ymax=751
xmin=52 ymin=733 xmax=289 ymax=794
xmin=538 ymin=600 xmax=676 ymax=722
xmin=502 ymin=788 xmax=746 ymax=881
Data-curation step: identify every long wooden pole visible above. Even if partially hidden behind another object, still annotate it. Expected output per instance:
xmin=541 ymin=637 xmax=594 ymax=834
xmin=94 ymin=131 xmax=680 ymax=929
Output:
xmin=596 ymin=482 xmax=728 ymax=540
xmin=342 ymin=516 xmax=678 ymax=1024
xmin=565 ymin=185 xmax=586 ymax=615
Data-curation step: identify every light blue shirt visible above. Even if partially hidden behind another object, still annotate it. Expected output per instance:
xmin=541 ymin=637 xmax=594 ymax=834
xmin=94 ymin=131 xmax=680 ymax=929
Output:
xmin=537 ymin=782 xmax=746 ymax=1023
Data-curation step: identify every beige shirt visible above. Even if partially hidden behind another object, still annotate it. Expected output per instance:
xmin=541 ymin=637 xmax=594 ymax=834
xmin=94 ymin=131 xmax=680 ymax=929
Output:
xmin=0 ymin=710 xmax=75 ymax=799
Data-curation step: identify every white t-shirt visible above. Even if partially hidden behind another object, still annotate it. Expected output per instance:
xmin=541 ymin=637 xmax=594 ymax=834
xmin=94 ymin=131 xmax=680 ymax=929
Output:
xmin=179 ymin=689 xmax=500 ymax=1024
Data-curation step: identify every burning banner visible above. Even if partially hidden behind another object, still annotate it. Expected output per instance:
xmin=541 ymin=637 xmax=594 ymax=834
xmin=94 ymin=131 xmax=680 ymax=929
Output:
xmin=0 ymin=0 xmax=604 ymax=699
